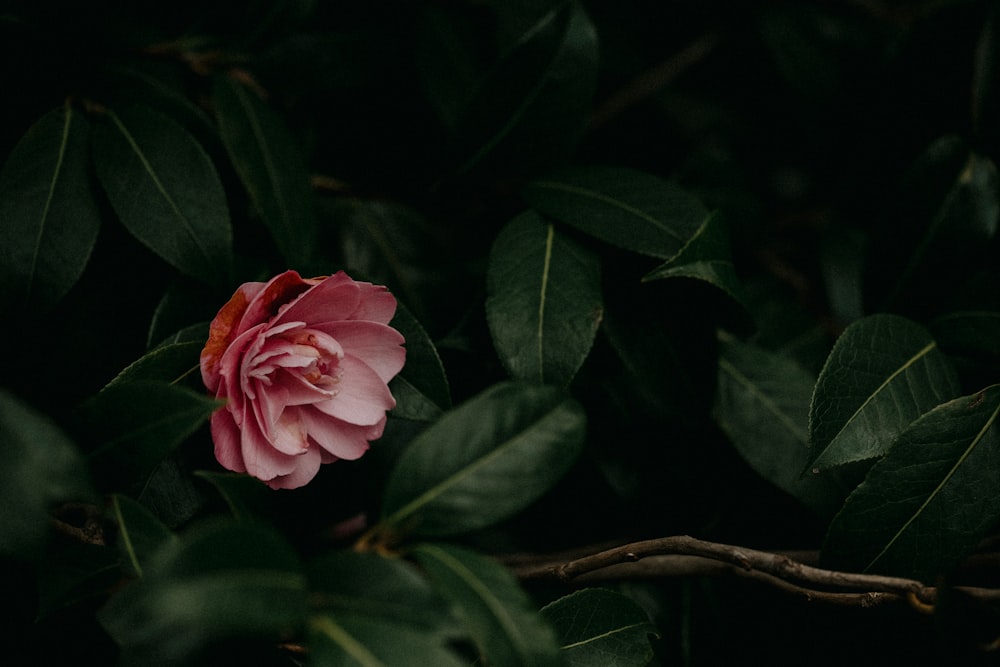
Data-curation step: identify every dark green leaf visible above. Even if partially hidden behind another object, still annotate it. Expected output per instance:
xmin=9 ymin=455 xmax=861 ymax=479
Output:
xmin=716 ymin=338 xmax=846 ymax=516
xmin=213 ymin=75 xmax=318 ymax=265
xmin=99 ymin=520 xmax=306 ymax=666
xmin=92 ymin=105 xmax=232 ymax=285
xmin=79 ymin=381 xmax=221 ymax=492
xmin=109 ymin=494 xmax=177 ymax=578
xmin=103 ymin=341 xmax=202 ymax=389
xmin=309 ymin=614 xmax=467 ymax=667
xmin=0 ymin=104 xmax=101 ymax=310
xmin=454 ymin=1 xmax=598 ymax=174
xmin=523 ymin=165 xmax=708 ymax=259
xmin=146 ymin=279 xmax=220 ymax=349
xmin=194 ymin=470 xmax=270 ymax=522
xmin=389 ymin=300 xmax=451 ymax=420
xmin=642 ymin=210 xmax=750 ymax=325
xmin=307 ymin=550 xmax=454 ymax=637
xmin=138 ymin=457 xmax=206 ymax=529
xmin=869 ymin=136 xmax=999 ymax=314
xmin=377 ymin=382 xmax=586 ymax=541
xmin=823 ymin=385 xmax=1000 ymax=581
xmin=411 ymin=543 xmax=563 ymax=667
xmin=808 ymin=314 xmax=960 ymax=471
xmin=0 ymin=388 xmax=95 ymax=559
xmin=540 ymin=588 xmax=656 ymax=667
xmin=487 ymin=211 xmax=602 ymax=386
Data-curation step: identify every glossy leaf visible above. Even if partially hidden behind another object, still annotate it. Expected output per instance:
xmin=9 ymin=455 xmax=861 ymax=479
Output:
xmin=92 ymin=105 xmax=232 ymax=285
xmin=808 ymin=314 xmax=960 ymax=470
xmin=99 ymin=520 xmax=306 ymax=666
xmin=454 ymin=1 xmax=598 ymax=174
xmin=823 ymin=386 xmax=1000 ymax=581
xmin=642 ymin=210 xmax=750 ymax=326
xmin=377 ymin=382 xmax=586 ymax=541
xmin=487 ymin=211 xmax=602 ymax=386
xmin=307 ymin=550 xmax=454 ymax=637
xmin=0 ymin=104 xmax=101 ymax=310
xmin=193 ymin=470 xmax=269 ymax=522
xmin=213 ymin=75 xmax=318 ymax=265
xmin=0 ymin=388 xmax=95 ymax=559
xmin=716 ymin=338 xmax=845 ymax=516
xmin=411 ymin=543 xmax=563 ymax=667
xmin=388 ymin=300 xmax=451 ymax=421
xmin=523 ymin=164 xmax=708 ymax=259
xmin=103 ymin=341 xmax=202 ymax=390
xmin=109 ymin=494 xmax=177 ymax=578
xmin=309 ymin=614 xmax=467 ymax=667
xmin=540 ymin=588 xmax=657 ymax=667
xmin=80 ymin=381 xmax=221 ymax=492
xmin=869 ymin=136 xmax=999 ymax=313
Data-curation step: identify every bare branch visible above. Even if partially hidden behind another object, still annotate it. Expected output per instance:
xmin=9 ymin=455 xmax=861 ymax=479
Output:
xmin=507 ymin=535 xmax=1000 ymax=609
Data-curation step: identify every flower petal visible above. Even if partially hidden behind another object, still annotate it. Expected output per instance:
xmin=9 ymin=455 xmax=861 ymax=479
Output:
xmin=265 ymin=445 xmax=322 ymax=490
xmin=239 ymin=271 xmax=311 ymax=332
xmin=211 ymin=409 xmax=247 ymax=473
xmin=311 ymin=355 xmax=395 ymax=425
xmin=348 ymin=282 xmax=397 ymax=324
xmin=301 ymin=407 xmax=380 ymax=460
xmin=273 ymin=272 xmax=361 ymax=327
xmin=240 ymin=404 xmax=298 ymax=480
xmin=311 ymin=320 xmax=406 ymax=383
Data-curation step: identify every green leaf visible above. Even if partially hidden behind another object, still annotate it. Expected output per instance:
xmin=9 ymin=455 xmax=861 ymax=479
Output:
xmin=0 ymin=104 xmax=101 ymax=310
xmin=454 ymin=1 xmax=598 ymax=174
xmin=103 ymin=341 xmax=203 ymax=390
xmin=487 ymin=211 xmax=602 ymax=386
xmin=540 ymin=588 xmax=657 ymax=667
xmin=213 ymin=75 xmax=318 ymax=265
xmin=523 ymin=165 xmax=708 ymax=259
xmin=808 ymin=314 xmax=961 ymax=471
xmin=194 ymin=470 xmax=270 ymax=522
xmin=109 ymin=494 xmax=178 ymax=578
xmin=411 ymin=543 xmax=563 ymax=667
xmin=309 ymin=614 xmax=467 ymax=667
xmin=376 ymin=382 xmax=586 ymax=541
xmin=822 ymin=385 xmax=1000 ymax=581
xmin=0 ymin=388 xmax=95 ymax=559
xmin=641 ymin=210 xmax=750 ymax=327
xmin=388 ymin=301 xmax=451 ymax=421
xmin=99 ymin=520 xmax=306 ymax=666
xmin=79 ymin=381 xmax=222 ymax=492
xmin=307 ymin=550 xmax=454 ymax=637
xmin=715 ymin=338 xmax=846 ymax=516
xmin=92 ymin=105 xmax=232 ymax=285
xmin=868 ymin=136 xmax=999 ymax=314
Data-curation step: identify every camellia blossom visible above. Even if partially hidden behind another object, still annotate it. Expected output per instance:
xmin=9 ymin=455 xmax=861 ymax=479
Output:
xmin=200 ymin=270 xmax=406 ymax=489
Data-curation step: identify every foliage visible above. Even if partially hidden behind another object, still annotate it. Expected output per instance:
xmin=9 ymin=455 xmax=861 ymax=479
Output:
xmin=2 ymin=0 xmax=1000 ymax=664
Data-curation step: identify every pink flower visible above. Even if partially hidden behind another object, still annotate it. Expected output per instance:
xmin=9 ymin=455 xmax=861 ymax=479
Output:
xmin=200 ymin=270 xmax=405 ymax=489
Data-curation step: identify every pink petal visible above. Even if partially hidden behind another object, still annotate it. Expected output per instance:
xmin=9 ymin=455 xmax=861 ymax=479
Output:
xmin=311 ymin=355 xmax=395 ymax=426
xmin=301 ymin=407 xmax=376 ymax=460
xmin=265 ymin=445 xmax=323 ymax=490
xmin=211 ymin=409 xmax=247 ymax=473
xmin=273 ymin=274 xmax=361 ymax=327
xmin=311 ymin=320 xmax=406 ymax=383
xmin=272 ymin=369 xmax=336 ymax=406
xmin=201 ymin=281 xmax=267 ymax=391
xmin=238 ymin=271 xmax=311 ymax=333
xmin=240 ymin=404 xmax=298 ymax=480
xmin=250 ymin=400 xmax=308 ymax=456
xmin=348 ymin=283 xmax=397 ymax=324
